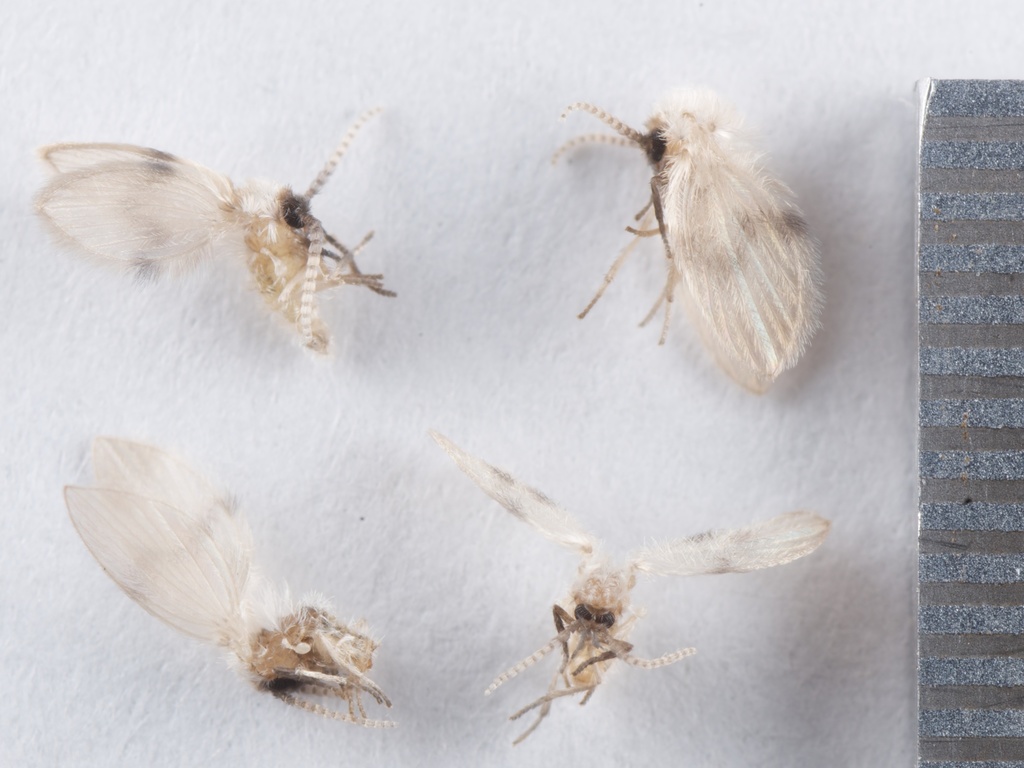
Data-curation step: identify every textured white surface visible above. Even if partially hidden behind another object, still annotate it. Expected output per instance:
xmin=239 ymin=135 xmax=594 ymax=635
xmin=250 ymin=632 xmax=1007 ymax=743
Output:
xmin=2 ymin=0 xmax=1006 ymax=764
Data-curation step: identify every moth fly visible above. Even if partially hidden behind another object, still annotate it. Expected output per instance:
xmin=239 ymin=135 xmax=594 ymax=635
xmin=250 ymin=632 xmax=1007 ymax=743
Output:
xmin=556 ymin=90 xmax=824 ymax=393
xmin=64 ymin=438 xmax=394 ymax=728
xmin=431 ymin=431 xmax=829 ymax=743
xmin=36 ymin=109 xmax=394 ymax=353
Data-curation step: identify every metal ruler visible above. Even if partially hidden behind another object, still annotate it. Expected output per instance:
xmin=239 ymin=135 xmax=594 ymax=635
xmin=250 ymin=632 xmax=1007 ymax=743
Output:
xmin=920 ymin=79 xmax=1024 ymax=765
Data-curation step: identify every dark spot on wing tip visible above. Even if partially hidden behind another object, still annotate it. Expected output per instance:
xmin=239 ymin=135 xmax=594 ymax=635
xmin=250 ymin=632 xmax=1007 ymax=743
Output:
xmin=145 ymin=160 xmax=176 ymax=176
xmin=639 ymin=130 xmax=666 ymax=166
xmin=122 ymin=584 xmax=146 ymax=604
xmin=529 ymin=488 xmax=553 ymax=505
xmin=143 ymin=148 xmax=177 ymax=163
xmin=132 ymin=259 xmax=161 ymax=284
xmin=963 ymin=497 xmax=972 ymax=505
xmin=280 ymin=191 xmax=310 ymax=230
xmin=780 ymin=210 xmax=809 ymax=238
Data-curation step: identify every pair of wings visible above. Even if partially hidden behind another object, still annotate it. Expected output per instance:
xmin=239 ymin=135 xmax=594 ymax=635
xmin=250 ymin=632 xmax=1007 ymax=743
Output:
xmin=35 ymin=144 xmax=240 ymax=277
xmin=655 ymin=131 xmax=823 ymax=394
xmin=65 ymin=438 xmax=253 ymax=647
xmin=432 ymin=432 xmax=829 ymax=575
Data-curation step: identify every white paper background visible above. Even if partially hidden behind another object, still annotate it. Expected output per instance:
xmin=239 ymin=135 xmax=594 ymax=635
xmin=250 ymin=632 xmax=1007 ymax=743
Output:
xmin=3 ymin=1 xmax=1016 ymax=765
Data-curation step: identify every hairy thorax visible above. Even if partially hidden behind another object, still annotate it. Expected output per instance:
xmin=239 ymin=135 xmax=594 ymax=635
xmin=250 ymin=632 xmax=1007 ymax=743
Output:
xmin=241 ymin=195 xmax=330 ymax=351
xmin=571 ymin=563 xmax=634 ymax=617
xmin=244 ymin=221 xmax=307 ymax=300
xmin=248 ymin=607 xmax=376 ymax=685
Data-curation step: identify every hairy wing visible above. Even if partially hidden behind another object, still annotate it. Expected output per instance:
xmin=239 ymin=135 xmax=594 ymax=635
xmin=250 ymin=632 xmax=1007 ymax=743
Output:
xmin=39 ymin=143 xmax=186 ymax=174
xmin=659 ymin=142 xmax=823 ymax=393
xmin=91 ymin=437 xmax=224 ymax=517
xmin=36 ymin=143 xmax=241 ymax=277
xmin=65 ymin=447 xmax=253 ymax=645
xmin=431 ymin=431 xmax=598 ymax=555
xmin=630 ymin=510 xmax=829 ymax=577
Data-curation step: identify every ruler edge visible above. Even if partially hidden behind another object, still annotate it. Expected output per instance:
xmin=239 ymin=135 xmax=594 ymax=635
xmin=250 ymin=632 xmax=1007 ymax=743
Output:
xmin=917 ymin=75 xmax=931 ymax=768
xmin=915 ymin=78 xmax=1024 ymax=767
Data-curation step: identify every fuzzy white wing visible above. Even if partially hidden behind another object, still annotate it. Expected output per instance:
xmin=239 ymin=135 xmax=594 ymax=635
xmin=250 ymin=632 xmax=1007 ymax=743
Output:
xmin=660 ymin=142 xmax=823 ymax=393
xmin=36 ymin=143 xmax=241 ymax=277
xmin=431 ymin=431 xmax=598 ymax=555
xmin=91 ymin=437 xmax=224 ymax=517
xmin=630 ymin=510 xmax=829 ymax=577
xmin=39 ymin=143 xmax=185 ymax=174
xmin=65 ymin=479 xmax=252 ymax=646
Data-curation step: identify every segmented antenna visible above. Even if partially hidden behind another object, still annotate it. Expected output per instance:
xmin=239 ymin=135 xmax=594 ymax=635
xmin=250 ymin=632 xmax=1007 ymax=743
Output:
xmin=485 ymin=633 xmax=567 ymax=695
xmin=551 ymin=133 xmax=637 ymax=165
xmin=618 ymin=646 xmax=697 ymax=669
xmin=273 ymin=692 xmax=396 ymax=728
xmin=298 ymin=222 xmax=325 ymax=348
xmin=305 ymin=107 xmax=383 ymax=199
xmin=560 ymin=102 xmax=645 ymax=143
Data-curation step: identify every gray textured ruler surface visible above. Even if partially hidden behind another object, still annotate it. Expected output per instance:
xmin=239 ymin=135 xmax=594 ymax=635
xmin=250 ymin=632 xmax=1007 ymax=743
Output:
xmin=920 ymin=79 xmax=1024 ymax=767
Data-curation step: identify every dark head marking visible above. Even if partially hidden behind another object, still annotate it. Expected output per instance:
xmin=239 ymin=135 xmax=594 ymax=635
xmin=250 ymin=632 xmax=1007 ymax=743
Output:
xmin=639 ymin=130 xmax=667 ymax=166
xmin=574 ymin=604 xmax=595 ymax=623
xmin=596 ymin=612 xmax=615 ymax=628
xmin=263 ymin=677 xmax=303 ymax=694
xmin=280 ymin=192 xmax=310 ymax=230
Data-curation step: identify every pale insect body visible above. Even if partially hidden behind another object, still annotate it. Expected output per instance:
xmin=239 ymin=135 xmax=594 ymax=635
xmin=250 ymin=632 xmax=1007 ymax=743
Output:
xmin=431 ymin=432 xmax=829 ymax=744
xmin=35 ymin=110 xmax=394 ymax=354
xmin=64 ymin=438 xmax=393 ymax=727
xmin=558 ymin=89 xmax=824 ymax=393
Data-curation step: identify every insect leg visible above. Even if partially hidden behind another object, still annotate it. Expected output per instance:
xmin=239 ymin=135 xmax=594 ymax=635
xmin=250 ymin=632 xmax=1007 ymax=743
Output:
xmin=325 ymin=231 xmax=375 ymax=269
xmin=508 ymin=682 xmax=597 ymax=721
xmin=579 ymin=686 xmax=598 ymax=706
xmin=578 ymin=208 xmax=655 ymax=320
xmin=277 ymin=665 xmax=390 ymax=708
xmin=639 ymin=177 xmax=677 ymax=344
xmin=507 ymin=669 xmax=558 ymax=745
xmin=512 ymin=702 xmax=550 ymax=745
xmin=634 ymin=198 xmax=653 ymax=221
xmin=352 ymin=690 xmax=369 ymax=721
xmin=625 ymin=225 xmax=662 ymax=237
xmin=319 ymin=270 xmax=392 ymax=293
xmin=638 ymin=268 xmax=679 ymax=344
xmin=552 ymin=604 xmax=575 ymax=664
xmin=570 ymin=649 xmax=619 ymax=677
xmin=324 ymin=231 xmax=395 ymax=297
